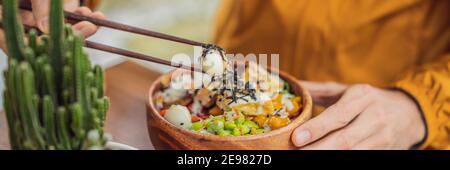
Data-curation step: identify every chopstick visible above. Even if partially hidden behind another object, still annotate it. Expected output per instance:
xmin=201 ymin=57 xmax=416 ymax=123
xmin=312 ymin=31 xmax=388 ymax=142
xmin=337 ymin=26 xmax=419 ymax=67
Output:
xmin=84 ymin=41 xmax=204 ymax=73
xmin=18 ymin=2 xmax=207 ymax=47
xmin=0 ymin=22 xmax=204 ymax=73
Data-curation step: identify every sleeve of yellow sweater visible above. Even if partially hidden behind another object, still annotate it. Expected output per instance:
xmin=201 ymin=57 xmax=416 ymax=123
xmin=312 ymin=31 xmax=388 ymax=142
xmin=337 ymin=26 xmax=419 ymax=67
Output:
xmin=83 ymin=0 xmax=101 ymax=9
xmin=394 ymin=36 xmax=449 ymax=150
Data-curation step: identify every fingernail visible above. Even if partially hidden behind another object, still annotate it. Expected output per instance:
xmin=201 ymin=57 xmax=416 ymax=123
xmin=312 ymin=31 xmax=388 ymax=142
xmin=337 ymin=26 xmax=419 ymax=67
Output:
xmin=294 ymin=130 xmax=311 ymax=146
xmin=38 ymin=17 xmax=49 ymax=33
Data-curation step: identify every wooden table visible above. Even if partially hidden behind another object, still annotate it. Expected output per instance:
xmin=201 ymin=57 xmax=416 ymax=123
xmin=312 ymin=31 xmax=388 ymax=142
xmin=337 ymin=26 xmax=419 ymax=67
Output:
xmin=0 ymin=61 xmax=161 ymax=150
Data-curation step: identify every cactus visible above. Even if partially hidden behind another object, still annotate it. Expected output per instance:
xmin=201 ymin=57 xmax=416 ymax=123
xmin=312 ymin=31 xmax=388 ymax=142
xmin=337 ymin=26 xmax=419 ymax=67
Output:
xmin=2 ymin=0 xmax=26 ymax=60
xmin=49 ymin=0 xmax=65 ymax=94
xmin=2 ymin=0 xmax=110 ymax=150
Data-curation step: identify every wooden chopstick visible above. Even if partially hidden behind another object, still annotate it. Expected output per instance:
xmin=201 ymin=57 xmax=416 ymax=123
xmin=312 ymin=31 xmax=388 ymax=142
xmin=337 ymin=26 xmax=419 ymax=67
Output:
xmin=84 ymin=41 xmax=204 ymax=73
xmin=0 ymin=22 xmax=204 ymax=73
xmin=18 ymin=2 xmax=207 ymax=47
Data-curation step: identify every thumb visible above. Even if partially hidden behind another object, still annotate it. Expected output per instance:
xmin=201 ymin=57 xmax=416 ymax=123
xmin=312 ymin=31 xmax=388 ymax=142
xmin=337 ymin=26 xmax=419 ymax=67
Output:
xmin=299 ymin=81 xmax=348 ymax=107
xmin=31 ymin=0 xmax=50 ymax=33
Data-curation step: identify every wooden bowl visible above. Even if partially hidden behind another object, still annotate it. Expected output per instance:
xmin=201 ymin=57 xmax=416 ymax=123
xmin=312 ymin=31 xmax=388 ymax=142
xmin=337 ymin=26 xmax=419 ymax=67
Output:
xmin=146 ymin=69 xmax=312 ymax=150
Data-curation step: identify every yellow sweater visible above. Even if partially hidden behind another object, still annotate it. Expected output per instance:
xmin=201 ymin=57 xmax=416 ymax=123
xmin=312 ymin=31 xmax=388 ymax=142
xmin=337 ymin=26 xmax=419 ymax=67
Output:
xmin=85 ymin=0 xmax=102 ymax=9
xmin=213 ymin=0 xmax=449 ymax=149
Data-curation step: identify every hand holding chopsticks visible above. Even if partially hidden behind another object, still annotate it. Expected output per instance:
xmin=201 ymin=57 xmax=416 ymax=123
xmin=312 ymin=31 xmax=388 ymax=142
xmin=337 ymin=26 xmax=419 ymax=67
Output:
xmin=13 ymin=1 xmax=208 ymax=73
xmin=18 ymin=2 xmax=207 ymax=47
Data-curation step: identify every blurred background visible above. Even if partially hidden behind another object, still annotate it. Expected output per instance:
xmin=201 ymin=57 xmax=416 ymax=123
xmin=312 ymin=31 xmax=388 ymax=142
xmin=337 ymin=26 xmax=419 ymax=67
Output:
xmin=87 ymin=0 xmax=220 ymax=71
xmin=0 ymin=0 xmax=221 ymax=111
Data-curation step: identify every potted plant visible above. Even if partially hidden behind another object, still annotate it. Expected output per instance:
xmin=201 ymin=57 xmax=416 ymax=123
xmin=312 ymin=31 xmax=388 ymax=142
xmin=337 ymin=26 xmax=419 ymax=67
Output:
xmin=2 ymin=0 xmax=120 ymax=150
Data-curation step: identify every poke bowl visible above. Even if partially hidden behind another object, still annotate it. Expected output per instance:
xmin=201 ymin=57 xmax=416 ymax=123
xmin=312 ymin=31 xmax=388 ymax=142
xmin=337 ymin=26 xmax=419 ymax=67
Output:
xmin=146 ymin=62 xmax=312 ymax=150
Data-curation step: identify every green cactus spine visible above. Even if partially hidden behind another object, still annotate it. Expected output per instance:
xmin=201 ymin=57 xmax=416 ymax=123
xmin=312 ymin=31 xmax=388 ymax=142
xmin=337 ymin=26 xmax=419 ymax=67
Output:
xmin=49 ymin=0 xmax=65 ymax=95
xmin=2 ymin=0 xmax=26 ymax=60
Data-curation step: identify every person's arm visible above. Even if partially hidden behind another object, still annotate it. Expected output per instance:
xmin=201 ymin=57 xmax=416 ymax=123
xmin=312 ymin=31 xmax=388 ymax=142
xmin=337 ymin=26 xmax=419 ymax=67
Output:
xmin=394 ymin=52 xmax=450 ymax=149
xmin=290 ymin=82 xmax=427 ymax=150
xmin=290 ymin=47 xmax=449 ymax=150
